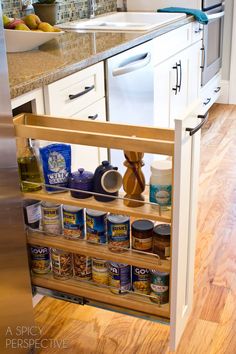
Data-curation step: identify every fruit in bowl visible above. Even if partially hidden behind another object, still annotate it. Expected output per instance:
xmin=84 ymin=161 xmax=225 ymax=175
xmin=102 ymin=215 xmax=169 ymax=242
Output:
xmin=3 ymin=14 xmax=64 ymax=52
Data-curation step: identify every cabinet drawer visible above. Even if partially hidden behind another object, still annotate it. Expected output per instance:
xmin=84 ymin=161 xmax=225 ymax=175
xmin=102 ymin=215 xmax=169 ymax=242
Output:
xmin=152 ymin=24 xmax=191 ymax=65
xmin=44 ymin=62 xmax=105 ymax=116
xmin=191 ymin=22 xmax=203 ymax=44
xmin=199 ymin=72 xmax=221 ymax=114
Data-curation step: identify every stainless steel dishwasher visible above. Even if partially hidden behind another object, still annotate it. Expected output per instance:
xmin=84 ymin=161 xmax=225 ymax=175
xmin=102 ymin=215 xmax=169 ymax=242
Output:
xmin=106 ymin=40 xmax=154 ymax=176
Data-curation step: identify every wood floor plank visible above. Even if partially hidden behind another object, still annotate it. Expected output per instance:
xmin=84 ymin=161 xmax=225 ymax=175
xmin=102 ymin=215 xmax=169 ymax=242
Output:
xmin=33 ymin=104 xmax=236 ymax=353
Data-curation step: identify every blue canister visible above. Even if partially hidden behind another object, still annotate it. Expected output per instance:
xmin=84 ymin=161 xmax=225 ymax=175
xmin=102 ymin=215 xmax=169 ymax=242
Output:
xmin=69 ymin=168 xmax=94 ymax=199
xmin=86 ymin=209 xmax=107 ymax=244
xmin=108 ymin=262 xmax=131 ymax=294
xmin=107 ymin=214 xmax=130 ymax=253
xmin=63 ymin=205 xmax=85 ymax=240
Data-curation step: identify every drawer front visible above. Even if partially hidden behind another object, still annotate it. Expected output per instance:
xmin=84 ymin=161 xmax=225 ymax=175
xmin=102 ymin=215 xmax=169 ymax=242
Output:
xmin=70 ymin=98 xmax=108 ymax=172
xmin=191 ymin=22 xmax=203 ymax=44
xmin=152 ymin=24 xmax=191 ymax=65
xmin=45 ymin=62 xmax=105 ymax=116
xmin=199 ymin=73 xmax=221 ymax=114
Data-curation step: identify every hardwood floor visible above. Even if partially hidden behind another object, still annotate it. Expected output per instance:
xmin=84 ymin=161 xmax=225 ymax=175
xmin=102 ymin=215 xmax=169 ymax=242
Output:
xmin=34 ymin=104 xmax=236 ymax=354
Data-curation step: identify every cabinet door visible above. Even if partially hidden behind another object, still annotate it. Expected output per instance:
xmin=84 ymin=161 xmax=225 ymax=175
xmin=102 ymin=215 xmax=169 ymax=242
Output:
xmin=70 ymin=98 xmax=107 ymax=171
xmin=187 ymin=41 xmax=202 ymax=106
xmin=170 ymin=108 xmax=201 ymax=351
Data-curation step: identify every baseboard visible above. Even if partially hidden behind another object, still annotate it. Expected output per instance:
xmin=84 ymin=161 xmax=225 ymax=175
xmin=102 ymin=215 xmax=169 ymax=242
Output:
xmin=32 ymin=294 xmax=44 ymax=307
xmin=217 ymin=80 xmax=229 ymax=104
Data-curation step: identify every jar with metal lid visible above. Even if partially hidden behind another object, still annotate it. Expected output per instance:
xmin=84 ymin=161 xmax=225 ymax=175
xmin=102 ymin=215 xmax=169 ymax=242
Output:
xmin=152 ymin=224 xmax=170 ymax=259
xmin=69 ymin=168 xmax=94 ymax=199
xmin=149 ymin=160 xmax=172 ymax=209
xmin=131 ymin=219 xmax=154 ymax=252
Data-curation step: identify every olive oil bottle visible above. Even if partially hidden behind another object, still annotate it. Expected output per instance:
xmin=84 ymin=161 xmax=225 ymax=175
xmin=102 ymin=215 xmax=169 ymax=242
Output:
xmin=17 ymin=138 xmax=42 ymax=192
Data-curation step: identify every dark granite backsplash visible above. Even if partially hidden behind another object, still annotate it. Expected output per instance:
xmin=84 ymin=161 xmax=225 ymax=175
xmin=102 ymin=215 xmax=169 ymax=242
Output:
xmin=2 ymin=0 xmax=117 ymax=23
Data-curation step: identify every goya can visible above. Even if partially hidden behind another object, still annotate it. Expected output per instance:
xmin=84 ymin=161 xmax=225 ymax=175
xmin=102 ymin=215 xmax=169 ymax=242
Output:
xmin=107 ymin=215 xmax=130 ymax=253
xmin=30 ymin=245 xmax=50 ymax=274
xmin=108 ymin=262 xmax=131 ymax=294
xmin=86 ymin=209 xmax=107 ymax=244
xmin=41 ymin=202 xmax=62 ymax=235
xmin=92 ymin=258 xmax=109 ymax=285
xmin=150 ymin=270 xmax=169 ymax=304
xmin=51 ymin=248 xmax=72 ymax=280
xmin=63 ymin=205 xmax=84 ymax=240
xmin=73 ymin=254 xmax=92 ymax=280
xmin=132 ymin=266 xmax=151 ymax=295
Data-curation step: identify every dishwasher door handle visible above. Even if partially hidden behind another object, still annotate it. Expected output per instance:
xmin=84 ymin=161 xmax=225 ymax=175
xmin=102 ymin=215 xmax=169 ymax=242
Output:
xmin=112 ymin=52 xmax=151 ymax=77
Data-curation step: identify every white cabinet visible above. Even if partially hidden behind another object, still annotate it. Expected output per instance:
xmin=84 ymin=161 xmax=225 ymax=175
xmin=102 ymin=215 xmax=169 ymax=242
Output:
xmin=11 ymin=88 xmax=44 ymax=114
xmin=44 ymin=62 xmax=107 ymax=171
xmin=153 ymin=23 xmax=202 ymax=128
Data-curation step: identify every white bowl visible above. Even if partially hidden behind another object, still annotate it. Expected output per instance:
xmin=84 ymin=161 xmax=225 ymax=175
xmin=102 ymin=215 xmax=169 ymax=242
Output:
xmin=4 ymin=29 xmax=64 ymax=53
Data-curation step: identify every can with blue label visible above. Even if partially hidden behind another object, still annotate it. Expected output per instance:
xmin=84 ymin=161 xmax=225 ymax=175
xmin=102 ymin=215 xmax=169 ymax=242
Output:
xmin=63 ymin=205 xmax=85 ymax=240
xmin=107 ymin=214 xmax=130 ymax=253
xmin=86 ymin=209 xmax=107 ymax=244
xmin=30 ymin=245 xmax=51 ymax=274
xmin=150 ymin=270 xmax=169 ymax=304
xmin=132 ymin=266 xmax=151 ymax=295
xmin=108 ymin=262 xmax=131 ymax=294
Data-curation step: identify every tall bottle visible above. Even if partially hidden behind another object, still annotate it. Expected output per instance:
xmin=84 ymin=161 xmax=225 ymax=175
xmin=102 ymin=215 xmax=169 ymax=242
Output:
xmin=17 ymin=138 xmax=42 ymax=192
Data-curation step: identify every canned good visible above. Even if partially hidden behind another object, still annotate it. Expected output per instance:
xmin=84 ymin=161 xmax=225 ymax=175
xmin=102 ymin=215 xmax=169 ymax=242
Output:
xmin=23 ymin=200 xmax=41 ymax=230
xmin=73 ymin=254 xmax=92 ymax=280
xmin=51 ymin=248 xmax=72 ymax=280
xmin=92 ymin=258 xmax=109 ymax=285
xmin=108 ymin=262 xmax=131 ymax=294
xmin=150 ymin=270 xmax=169 ymax=304
xmin=132 ymin=266 xmax=151 ymax=295
xmin=86 ymin=209 xmax=107 ymax=244
xmin=30 ymin=245 xmax=51 ymax=274
xmin=131 ymin=219 xmax=154 ymax=252
xmin=41 ymin=202 xmax=62 ymax=235
xmin=107 ymin=215 xmax=130 ymax=253
xmin=63 ymin=205 xmax=85 ymax=240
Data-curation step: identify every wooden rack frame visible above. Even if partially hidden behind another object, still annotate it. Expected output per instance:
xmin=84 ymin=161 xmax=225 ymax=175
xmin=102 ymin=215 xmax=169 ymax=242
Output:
xmin=14 ymin=113 xmax=175 ymax=322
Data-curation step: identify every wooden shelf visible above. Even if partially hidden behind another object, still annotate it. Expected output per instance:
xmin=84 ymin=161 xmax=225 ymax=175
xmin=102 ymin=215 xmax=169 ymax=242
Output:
xmin=23 ymin=189 xmax=171 ymax=223
xmin=27 ymin=231 xmax=170 ymax=272
xmin=32 ymin=273 xmax=170 ymax=320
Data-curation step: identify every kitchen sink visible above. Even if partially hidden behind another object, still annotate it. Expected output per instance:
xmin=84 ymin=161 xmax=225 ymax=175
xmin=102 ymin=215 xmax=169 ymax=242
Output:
xmin=58 ymin=12 xmax=186 ymax=32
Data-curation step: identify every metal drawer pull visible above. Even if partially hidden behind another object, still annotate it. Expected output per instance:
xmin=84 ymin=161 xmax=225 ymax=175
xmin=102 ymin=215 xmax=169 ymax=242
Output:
xmin=177 ymin=61 xmax=182 ymax=93
xmin=172 ymin=62 xmax=179 ymax=95
xmin=186 ymin=111 xmax=209 ymax=136
xmin=214 ymin=86 xmax=221 ymax=93
xmin=195 ymin=28 xmax=203 ymax=33
xmin=69 ymin=85 xmax=95 ymax=100
xmin=88 ymin=114 xmax=98 ymax=120
xmin=203 ymin=97 xmax=211 ymax=105
xmin=200 ymin=45 xmax=205 ymax=70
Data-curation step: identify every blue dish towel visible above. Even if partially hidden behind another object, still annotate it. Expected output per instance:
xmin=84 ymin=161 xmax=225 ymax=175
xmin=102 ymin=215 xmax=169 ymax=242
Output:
xmin=158 ymin=7 xmax=208 ymax=25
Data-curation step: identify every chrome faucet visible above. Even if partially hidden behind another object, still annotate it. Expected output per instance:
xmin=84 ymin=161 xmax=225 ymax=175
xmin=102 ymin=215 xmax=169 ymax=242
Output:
xmin=88 ymin=0 xmax=97 ymax=19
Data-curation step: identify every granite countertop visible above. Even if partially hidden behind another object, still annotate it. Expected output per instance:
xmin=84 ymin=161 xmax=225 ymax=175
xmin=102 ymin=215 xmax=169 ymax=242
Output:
xmin=8 ymin=16 xmax=193 ymax=99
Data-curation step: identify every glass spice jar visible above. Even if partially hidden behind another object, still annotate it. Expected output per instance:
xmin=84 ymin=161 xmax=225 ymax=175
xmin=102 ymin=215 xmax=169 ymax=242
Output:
xmin=152 ymin=224 xmax=171 ymax=259
xmin=131 ymin=219 xmax=154 ymax=252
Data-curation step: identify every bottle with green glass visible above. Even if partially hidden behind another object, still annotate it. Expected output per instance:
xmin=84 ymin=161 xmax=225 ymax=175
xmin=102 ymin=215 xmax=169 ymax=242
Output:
xmin=17 ymin=138 xmax=42 ymax=192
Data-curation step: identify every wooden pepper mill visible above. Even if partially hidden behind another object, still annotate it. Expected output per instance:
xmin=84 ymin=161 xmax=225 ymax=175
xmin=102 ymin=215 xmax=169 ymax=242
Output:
xmin=123 ymin=151 xmax=145 ymax=207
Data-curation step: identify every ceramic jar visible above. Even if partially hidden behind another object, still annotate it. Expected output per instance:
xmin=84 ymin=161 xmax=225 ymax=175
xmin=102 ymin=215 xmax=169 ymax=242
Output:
xmin=93 ymin=161 xmax=122 ymax=202
xmin=69 ymin=168 xmax=94 ymax=199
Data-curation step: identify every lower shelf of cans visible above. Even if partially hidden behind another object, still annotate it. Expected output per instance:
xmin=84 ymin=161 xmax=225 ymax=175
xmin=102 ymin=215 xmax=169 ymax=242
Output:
xmin=31 ymin=272 xmax=170 ymax=320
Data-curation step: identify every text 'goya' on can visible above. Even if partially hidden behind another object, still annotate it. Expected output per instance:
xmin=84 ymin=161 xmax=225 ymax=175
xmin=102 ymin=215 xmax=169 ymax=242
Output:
xmin=51 ymin=248 xmax=72 ymax=280
xmin=92 ymin=258 xmax=109 ymax=285
xmin=107 ymin=214 xmax=130 ymax=253
xmin=86 ymin=209 xmax=107 ymax=244
xmin=73 ymin=254 xmax=92 ymax=280
xmin=41 ymin=202 xmax=62 ymax=235
xmin=63 ymin=205 xmax=85 ymax=240
xmin=108 ymin=262 xmax=131 ymax=294
xmin=132 ymin=266 xmax=151 ymax=295
xmin=150 ymin=270 xmax=169 ymax=305
xmin=30 ymin=245 xmax=51 ymax=274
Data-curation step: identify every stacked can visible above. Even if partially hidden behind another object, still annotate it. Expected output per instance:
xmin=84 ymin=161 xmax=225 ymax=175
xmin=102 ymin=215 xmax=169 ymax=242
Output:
xmin=41 ymin=202 xmax=62 ymax=235
xmin=108 ymin=262 xmax=131 ymax=294
xmin=73 ymin=254 xmax=92 ymax=280
xmin=30 ymin=245 xmax=51 ymax=274
xmin=92 ymin=258 xmax=109 ymax=285
xmin=107 ymin=215 xmax=130 ymax=253
xmin=63 ymin=205 xmax=85 ymax=240
xmin=51 ymin=249 xmax=73 ymax=280
xmin=86 ymin=210 xmax=107 ymax=244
